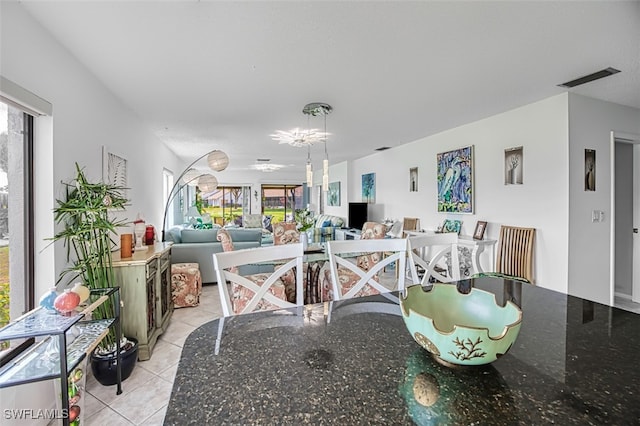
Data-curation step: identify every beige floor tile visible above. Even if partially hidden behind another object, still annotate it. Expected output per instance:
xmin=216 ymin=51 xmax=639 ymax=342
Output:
xmin=170 ymin=306 xmax=214 ymax=328
xmin=159 ymin=319 xmax=196 ymax=347
xmin=158 ymin=362 xmax=179 ymax=382
xmin=140 ymin=405 xmax=168 ymax=425
xmin=136 ymin=340 xmax=182 ymax=375
xmin=83 ymin=391 xmax=106 ymax=419
xmin=85 ymin=406 xmax=134 ymax=426
xmin=107 ymin=377 xmax=173 ymax=425
xmin=87 ymin=363 xmax=156 ymax=405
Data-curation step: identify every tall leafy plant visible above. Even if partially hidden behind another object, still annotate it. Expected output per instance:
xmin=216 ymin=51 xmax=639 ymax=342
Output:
xmin=51 ymin=163 xmax=129 ymax=350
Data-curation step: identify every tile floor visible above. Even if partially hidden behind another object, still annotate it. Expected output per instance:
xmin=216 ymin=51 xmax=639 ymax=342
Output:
xmin=84 ymin=285 xmax=223 ymax=425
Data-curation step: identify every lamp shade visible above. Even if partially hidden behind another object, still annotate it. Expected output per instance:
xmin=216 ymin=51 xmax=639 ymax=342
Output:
xmin=182 ymin=169 xmax=202 ymax=186
xmin=207 ymin=150 xmax=229 ymax=172
xmin=198 ymin=174 xmax=218 ymax=192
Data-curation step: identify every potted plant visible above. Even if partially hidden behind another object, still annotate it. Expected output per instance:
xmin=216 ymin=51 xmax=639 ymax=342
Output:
xmin=51 ymin=163 xmax=137 ymax=385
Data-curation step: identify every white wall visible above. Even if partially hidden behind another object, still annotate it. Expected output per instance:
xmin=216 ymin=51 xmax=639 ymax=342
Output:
xmin=349 ymin=94 xmax=571 ymax=292
xmin=567 ymin=94 xmax=640 ymax=304
xmin=0 ymin=3 xmax=183 ymax=419
xmin=1 ymin=1 xmax=183 ymax=293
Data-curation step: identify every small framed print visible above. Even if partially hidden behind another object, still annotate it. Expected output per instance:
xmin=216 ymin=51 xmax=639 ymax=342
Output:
xmin=585 ymin=149 xmax=596 ymax=191
xmin=409 ymin=167 xmax=418 ymax=192
xmin=473 ymin=221 xmax=487 ymax=240
xmin=505 ymin=146 xmax=523 ymax=185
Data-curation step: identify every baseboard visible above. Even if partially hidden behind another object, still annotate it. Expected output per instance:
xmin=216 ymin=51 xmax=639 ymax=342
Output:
xmin=614 ymin=291 xmax=632 ymax=301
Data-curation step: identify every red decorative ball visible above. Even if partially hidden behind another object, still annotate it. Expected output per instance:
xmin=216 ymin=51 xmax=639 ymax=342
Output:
xmin=54 ymin=289 xmax=81 ymax=314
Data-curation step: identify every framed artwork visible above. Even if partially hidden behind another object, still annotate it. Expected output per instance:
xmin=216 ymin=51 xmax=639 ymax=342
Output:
xmin=473 ymin=221 xmax=487 ymax=240
xmin=504 ymin=146 xmax=523 ymax=185
xmin=362 ymin=172 xmax=376 ymax=203
xmin=437 ymin=145 xmax=473 ymax=213
xmin=327 ymin=182 xmax=341 ymax=206
xmin=585 ymin=149 xmax=596 ymax=191
xmin=442 ymin=219 xmax=462 ymax=234
xmin=409 ymin=167 xmax=418 ymax=192
xmin=102 ymin=146 xmax=128 ymax=199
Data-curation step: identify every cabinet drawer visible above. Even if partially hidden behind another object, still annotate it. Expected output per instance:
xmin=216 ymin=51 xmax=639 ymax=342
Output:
xmin=146 ymin=260 xmax=158 ymax=279
xmin=159 ymin=251 xmax=170 ymax=270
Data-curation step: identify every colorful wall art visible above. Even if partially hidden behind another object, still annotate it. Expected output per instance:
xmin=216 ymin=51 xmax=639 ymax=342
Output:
xmin=437 ymin=146 xmax=473 ymax=213
xmin=362 ymin=173 xmax=376 ymax=203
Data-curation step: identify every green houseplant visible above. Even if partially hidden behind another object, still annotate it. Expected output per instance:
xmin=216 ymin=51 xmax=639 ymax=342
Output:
xmin=51 ymin=163 xmax=137 ymax=384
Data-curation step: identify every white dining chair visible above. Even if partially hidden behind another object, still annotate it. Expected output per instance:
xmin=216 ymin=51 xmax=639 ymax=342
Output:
xmin=326 ymin=238 xmax=408 ymax=301
xmin=213 ymin=243 xmax=304 ymax=317
xmin=407 ymin=233 xmax=461 ymax=285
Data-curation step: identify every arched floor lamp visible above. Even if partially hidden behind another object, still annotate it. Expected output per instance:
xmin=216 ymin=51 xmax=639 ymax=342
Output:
xmin=161 ymin=150 xmax=229 ymax=241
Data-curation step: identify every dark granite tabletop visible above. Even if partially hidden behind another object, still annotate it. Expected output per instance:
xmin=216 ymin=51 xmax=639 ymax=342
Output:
xmin=164 ymin=277 xmax=640 ymax=425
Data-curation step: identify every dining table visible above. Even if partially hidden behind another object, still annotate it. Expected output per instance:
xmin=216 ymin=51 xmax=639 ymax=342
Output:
xmin=164 ymin=277 xmax=640 ymax=425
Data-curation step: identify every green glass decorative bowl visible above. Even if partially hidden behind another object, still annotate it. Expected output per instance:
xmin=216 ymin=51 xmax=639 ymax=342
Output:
xmin=400 ymin=284 xmax=522 ymax=366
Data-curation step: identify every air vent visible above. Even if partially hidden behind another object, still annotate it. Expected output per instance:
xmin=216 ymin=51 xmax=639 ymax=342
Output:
xmin=256 ymin=158 xmax=271 ymax=162
xmin=558 ymin=67 xmax=620 ymax=88
xmin=375 ymin=146 xmax=391 ymax=151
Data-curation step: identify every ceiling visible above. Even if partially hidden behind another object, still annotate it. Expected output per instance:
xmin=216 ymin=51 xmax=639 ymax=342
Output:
xmin=17 ymin=1 xmax=640 ymax=180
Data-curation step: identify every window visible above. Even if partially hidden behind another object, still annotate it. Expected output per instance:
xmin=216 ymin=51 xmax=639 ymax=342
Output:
xmin=201 ymin=186 xmax=244 ymax=225
xmin=0 ymin=100 xmax=35 ymax=351
xmin=162 ymin=168 xmax=174 ymax=232
xmin=261 ymin=185 xmax=304 ymax=223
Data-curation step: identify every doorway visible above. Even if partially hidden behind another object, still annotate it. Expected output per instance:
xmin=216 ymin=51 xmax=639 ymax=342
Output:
xmin=612 ymin=132 xmax=640 ymax=311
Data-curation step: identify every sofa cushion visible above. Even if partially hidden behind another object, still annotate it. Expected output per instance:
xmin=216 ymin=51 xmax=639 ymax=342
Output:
xmin=244 ymin=214 xmax=262 ymax=229
xmin=314 ymin=214 xmax=344 ymax=228
xmin=167 ymin=227 xmax=183 ymax=243
xmin=227 ymin=228 xmax=262 ymax=243
xmin=181 ymin=229 xmax=218 ymax=243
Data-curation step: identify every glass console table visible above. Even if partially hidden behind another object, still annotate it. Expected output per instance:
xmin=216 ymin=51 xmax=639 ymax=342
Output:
xmin=0 ymin=287 xmax=122 ymax=426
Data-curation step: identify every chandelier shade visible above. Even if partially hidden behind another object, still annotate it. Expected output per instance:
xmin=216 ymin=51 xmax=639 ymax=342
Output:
xmin=207 ymin=150 xmax=229 ymax=172
xmin=197 ymin=174 xmax=218 ymax=192
xmin=182 ymin=169 xmax=202 ymax=186
xmin=270 ymin=128 xmax=328 ymax=147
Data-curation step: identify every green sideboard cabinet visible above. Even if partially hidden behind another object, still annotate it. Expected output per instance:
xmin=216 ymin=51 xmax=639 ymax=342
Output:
xmin=111 ymin=242 xmax=173 ymax=360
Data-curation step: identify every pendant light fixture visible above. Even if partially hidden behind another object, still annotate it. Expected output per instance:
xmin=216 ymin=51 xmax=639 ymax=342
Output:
xmin=302 ymin=102 xmax=332 ymax=191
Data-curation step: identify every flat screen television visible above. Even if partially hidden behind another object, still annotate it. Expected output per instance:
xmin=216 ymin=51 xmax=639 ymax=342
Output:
xmin=348 ymin=202 xmax=368 ymax=230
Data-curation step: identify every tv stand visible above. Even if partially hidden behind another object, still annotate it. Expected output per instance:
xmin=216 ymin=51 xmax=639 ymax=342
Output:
xmin=335 ymin=228 xmax=362 ymax=240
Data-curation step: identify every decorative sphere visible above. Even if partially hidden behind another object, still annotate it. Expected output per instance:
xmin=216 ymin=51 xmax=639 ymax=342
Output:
xmin=197 ymin=174 xmax=218 ymax=192
xmin=182 ymin=169 xmax=202 ymax=186
xmin=71 ymin=283 xmax=91 ymax=303
xmin=54 ymin=289 xmax=81 ymax=315
xmin=207 ymin=150 xmax=229 ymax=172
xmin=39 ymin=287 xmax=58 ymax=311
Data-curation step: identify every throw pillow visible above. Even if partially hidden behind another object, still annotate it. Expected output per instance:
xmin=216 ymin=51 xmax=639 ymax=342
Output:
xmin=244 ymin=214 xmax=262 ymax=229
xmin=321 ymin=220 xmax=332 ymax=227
xmin=262 ymin=215 xmax=273 ymax=232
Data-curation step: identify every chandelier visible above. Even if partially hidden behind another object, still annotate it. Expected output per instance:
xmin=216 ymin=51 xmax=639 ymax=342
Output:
xmin=270 ymin=128 xmax=328 ymax=147
xmin=250 ymin=163 xmax=286 ymax=172
xmin=272 ymin=102 xmax=332 ymax=190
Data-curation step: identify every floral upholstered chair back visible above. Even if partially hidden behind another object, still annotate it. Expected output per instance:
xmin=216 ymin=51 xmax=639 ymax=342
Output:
xmin=361 ymin=222 xmax=386 ymax=240
xmin=272 ymin=222 xmax=300 ymax=245
xmin=358 ymin=221 xmax=386 ymax=273
xmin=216 ymin=229 xmax=237 ymax=274
xmin=212 ymin=243 xmax=305 ymax=317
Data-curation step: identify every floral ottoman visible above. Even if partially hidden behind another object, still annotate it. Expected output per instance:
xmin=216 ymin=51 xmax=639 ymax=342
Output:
xmin=171 ymin=263 xmax=202 ymax=308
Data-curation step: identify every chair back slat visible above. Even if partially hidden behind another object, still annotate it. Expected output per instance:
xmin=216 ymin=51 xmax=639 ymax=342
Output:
xmin=213 ymin=243 xmax=304 ymax=317
xmin=407 ymin=233 xmax=460 ymax=284
xmin=496 ymin=226 xmax=535 ymax=283
xmin=326 ymin=238 xmax=409 ymax=301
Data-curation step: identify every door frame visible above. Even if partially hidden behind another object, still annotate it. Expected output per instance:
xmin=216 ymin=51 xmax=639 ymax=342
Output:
xmin=610 ymin=131 xmax=640 ymax=305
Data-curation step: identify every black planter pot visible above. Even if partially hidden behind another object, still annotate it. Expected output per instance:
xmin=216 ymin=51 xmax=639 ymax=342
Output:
xmin=90 ymin=337 xmax=138 ymax=386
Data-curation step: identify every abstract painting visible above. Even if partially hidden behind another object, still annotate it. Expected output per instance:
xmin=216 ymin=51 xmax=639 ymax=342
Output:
xmin=327 ymin=182 xmax=341 ymax=206
xmin=437 ymin=146 xmax=473 ymax=213
xmin=362 ymin=172 xmax=376 ymax=203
